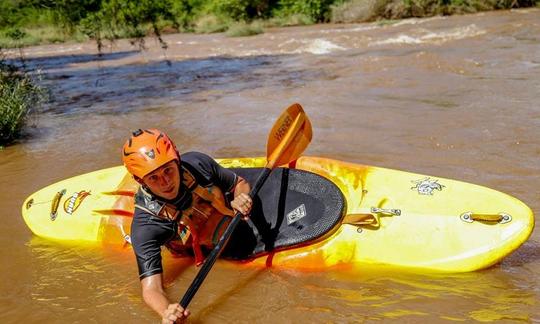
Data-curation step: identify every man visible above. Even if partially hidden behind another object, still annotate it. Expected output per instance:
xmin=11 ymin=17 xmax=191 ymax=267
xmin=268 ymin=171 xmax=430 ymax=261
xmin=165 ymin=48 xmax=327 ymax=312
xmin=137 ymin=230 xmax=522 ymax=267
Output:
xmin=122 ymin=129 xmax=253 ymax=323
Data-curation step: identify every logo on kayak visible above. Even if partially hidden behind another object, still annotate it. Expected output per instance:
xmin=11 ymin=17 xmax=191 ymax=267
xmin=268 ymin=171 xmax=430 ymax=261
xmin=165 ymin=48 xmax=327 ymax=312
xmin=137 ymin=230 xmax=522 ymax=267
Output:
xmin=287 ymin=204 xmax=306 ymax=225
xmin=63 ymin=191 xmax=91 ymax=215
xmin=411 ymin=178 xmax=445 ymax=195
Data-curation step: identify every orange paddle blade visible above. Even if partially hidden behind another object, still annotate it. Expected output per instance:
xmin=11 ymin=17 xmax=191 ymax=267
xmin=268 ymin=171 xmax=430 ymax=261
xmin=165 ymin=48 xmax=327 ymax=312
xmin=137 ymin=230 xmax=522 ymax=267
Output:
xmin=266 ymin=103 xmax=312 ymax=168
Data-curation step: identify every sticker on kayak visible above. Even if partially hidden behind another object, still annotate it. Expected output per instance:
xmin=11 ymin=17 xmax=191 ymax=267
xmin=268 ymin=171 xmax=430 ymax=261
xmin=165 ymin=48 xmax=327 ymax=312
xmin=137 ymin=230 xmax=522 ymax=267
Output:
xmin=411 ymin=177 xmax=445 ymax=195
xmin=64 ymin=190 xmax=91 ymax=215
xmin=287 ymin=204 xmax=307 ymax=225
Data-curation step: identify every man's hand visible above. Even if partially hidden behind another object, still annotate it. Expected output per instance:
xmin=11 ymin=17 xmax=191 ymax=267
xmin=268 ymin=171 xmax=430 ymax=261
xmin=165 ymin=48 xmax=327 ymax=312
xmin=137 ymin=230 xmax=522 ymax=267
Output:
xmin=162 ymin=303 xmax=190 ymax=324
xmin=231 ymin=192 xmax=252 ymax=220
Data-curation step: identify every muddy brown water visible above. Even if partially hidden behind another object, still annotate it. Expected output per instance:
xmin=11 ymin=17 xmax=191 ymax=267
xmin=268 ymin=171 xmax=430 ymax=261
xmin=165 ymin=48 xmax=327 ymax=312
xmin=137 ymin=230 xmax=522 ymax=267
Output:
xmin=1 ymin=8 xmax=539 ymax=323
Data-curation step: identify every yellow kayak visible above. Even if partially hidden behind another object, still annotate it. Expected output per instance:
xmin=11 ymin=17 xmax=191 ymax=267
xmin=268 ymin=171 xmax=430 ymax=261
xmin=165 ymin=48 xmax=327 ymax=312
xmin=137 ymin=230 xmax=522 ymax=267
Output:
xmin=21 ymin=156 xmax=534 ymax=272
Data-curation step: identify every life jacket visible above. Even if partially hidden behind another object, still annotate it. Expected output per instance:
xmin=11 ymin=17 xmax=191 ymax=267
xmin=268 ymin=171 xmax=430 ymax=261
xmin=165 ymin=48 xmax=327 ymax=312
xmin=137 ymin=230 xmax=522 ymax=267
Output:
xmin=135 ymin=165 xmax=235 ymax=266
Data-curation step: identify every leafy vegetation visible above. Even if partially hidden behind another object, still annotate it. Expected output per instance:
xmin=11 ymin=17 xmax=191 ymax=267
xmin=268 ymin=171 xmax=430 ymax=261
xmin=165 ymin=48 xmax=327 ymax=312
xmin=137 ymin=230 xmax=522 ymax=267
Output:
xmin=226 ymin=21 xmax=264 ymax=37
xmin=1 ymin=0 xmax=538 ymax=47
xmin=0 ymin=59 xmax=47 ymax=146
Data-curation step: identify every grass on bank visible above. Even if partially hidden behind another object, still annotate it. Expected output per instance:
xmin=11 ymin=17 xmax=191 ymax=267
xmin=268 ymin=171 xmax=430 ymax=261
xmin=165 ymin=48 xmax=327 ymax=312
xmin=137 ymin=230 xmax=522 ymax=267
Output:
xmin=263 ymin=14 xmax=315 ymax=27
xmin=194 ymin=13 xmax=313 ymax=36
xmin=1 ymin=0 xmax=539 ymax=47
xmin=193 ymin=15 xmax=231 ymax=34
xmin=0 ymin=14 xmax=311 ymax=46
xmin=0 ymin=62 xmax=47 ymax=146
xmin=0 ymin=27 xmax=89 ymax=48
xmin=226 ymin=21 xmax=264 ymax=37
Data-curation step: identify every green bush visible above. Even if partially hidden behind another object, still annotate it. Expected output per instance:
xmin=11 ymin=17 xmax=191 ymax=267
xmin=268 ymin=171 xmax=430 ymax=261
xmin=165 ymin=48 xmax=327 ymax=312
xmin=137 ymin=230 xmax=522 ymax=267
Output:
xmin=201 ymin=0 xmax=272 ymax=21
xmin=0 ymin=61 xmax=47 ymax=146
xmin=0 ymin=3 xmax=55 ymax=29
xmin=265 ymin=13 xmax=314 ymax=27
xmin=226 ymin=21 xmax=264 ymax=36
xmin=0 ymin=26 xmax=50 ymax=48
xmin=274 ymin=0 xmax=339 ymax=22
xmin=193 ymin=14 xmax=230 ymax=33
xmin=168 ymin=0 xmax=205 ymax=31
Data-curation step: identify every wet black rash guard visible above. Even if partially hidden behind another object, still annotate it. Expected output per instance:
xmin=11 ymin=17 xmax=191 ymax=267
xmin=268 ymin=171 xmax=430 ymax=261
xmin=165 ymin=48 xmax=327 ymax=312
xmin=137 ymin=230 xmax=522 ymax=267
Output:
xmin=130 ymin=152 xmax=237 ymax=280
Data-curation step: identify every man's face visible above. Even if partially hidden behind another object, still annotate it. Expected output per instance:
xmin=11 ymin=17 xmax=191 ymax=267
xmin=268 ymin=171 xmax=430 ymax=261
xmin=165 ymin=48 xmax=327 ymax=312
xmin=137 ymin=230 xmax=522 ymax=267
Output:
xmin=142 ymin=160 xmax=181 ymax=200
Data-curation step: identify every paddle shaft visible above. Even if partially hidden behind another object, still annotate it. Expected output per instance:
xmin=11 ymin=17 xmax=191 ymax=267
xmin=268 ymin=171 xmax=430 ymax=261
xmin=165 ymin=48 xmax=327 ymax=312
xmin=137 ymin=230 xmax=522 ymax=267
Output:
xmin=179 ymin=102 xmax=311 ymax=309
xmin=179 ymin=167 xmax=272 ymax=309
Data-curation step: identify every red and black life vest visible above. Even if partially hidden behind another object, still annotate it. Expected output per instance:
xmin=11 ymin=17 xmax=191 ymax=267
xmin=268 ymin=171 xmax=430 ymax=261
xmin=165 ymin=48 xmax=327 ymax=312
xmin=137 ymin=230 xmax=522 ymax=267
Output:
xmin=135 ymin=165 xmax=234 ymax=265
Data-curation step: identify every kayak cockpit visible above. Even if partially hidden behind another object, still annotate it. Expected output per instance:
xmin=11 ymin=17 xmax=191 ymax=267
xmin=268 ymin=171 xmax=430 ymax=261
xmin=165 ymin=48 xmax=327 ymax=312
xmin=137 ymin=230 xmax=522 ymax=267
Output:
xmin=222 ymin=167 xmax=346 ymax=260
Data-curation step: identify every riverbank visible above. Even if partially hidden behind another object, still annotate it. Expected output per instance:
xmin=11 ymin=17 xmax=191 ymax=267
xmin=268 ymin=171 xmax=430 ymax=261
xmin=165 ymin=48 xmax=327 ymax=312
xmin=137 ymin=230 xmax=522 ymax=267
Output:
xmin=1 ymin=0 xmax=538 ymax=49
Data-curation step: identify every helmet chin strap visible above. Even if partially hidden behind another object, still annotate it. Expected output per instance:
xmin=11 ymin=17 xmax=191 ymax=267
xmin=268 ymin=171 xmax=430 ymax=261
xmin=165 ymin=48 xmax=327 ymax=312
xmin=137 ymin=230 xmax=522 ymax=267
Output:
xmin=172 ymin=159 xmax=189 ymax=207
xmin=169 ymin=181 xmax=191 ymax=209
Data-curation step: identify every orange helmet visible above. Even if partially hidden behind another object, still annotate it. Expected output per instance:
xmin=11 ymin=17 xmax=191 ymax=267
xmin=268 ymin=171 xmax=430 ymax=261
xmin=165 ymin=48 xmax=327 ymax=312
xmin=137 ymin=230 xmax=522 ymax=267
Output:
xmin=122 ymin=129 xmax=180 ymax=179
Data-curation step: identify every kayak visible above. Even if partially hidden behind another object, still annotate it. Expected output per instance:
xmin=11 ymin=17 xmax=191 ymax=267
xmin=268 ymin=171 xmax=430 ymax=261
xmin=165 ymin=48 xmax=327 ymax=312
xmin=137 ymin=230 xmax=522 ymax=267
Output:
xmin=21 ymin=156 xmax=534 ymax=272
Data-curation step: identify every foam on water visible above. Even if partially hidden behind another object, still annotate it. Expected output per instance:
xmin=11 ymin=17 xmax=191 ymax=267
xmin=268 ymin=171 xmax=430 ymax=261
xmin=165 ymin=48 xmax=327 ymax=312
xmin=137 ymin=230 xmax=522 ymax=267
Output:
xmin=5 ymin=45 xmax=83 ymax=57
xmin=370 ymin=24 xmax=486 ymax=46
xmin=279 ymin=38 xmax=347 ymax=55
xmin=312 ymin=25 xmax=379 ymax=34
xmin=392 ymin=16 xmax=446 ymax=27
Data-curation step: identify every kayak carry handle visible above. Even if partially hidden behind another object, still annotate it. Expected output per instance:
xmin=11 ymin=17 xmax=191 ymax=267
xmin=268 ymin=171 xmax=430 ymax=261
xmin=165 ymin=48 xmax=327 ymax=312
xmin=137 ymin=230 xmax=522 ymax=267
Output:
xmin=344 ymin=207 xmax=402 ymax=228
xmin=50 ymin=189 xmax=66 ymax=221
xmin=460 ymin=212 xmax=512 ymax=224
xmin=371 ymin=207 xmax=401 ymax=216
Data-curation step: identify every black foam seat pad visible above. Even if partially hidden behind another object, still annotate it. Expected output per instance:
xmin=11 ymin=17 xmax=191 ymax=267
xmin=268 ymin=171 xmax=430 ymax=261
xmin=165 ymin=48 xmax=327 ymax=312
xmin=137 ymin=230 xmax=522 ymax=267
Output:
xmin=221 ymin=167 xmax=346 ymax=260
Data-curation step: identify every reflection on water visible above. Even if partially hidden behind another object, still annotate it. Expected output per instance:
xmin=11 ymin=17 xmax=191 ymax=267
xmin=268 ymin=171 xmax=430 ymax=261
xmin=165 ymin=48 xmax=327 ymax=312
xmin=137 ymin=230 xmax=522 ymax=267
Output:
xmin=18 ymin=238 xmax=539 ymax=322
xmin=1 ymin=8 xmax=539 ymax=323
xmin=23 ymin=237 xmax=146 ymax=322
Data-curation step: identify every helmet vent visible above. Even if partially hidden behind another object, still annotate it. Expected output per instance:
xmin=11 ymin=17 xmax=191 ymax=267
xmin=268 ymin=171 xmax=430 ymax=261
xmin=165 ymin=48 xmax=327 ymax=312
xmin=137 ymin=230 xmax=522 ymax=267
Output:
xmin=145 ymin=149 xmax=156 ymax=159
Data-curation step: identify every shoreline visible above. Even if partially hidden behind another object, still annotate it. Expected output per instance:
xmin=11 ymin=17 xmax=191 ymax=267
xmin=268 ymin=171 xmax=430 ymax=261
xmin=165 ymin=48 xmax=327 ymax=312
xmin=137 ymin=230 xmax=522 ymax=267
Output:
xmin=2 ymin=6 xmax=539 ymax=53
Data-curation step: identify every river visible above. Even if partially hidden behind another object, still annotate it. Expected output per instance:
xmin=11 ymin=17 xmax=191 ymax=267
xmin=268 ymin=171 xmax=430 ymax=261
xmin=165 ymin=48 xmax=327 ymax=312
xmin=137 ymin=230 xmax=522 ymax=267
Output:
xmin=1 ymin=8 xmax=539 ymax=323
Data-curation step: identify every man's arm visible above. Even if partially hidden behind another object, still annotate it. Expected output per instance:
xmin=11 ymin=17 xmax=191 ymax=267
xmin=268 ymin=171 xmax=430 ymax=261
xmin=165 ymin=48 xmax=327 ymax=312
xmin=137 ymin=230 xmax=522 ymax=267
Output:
xmin=233 ymin=176 xmax=250 ymax=197
xmin=230 ymin=176 xmax=252 ymax=217
xmin=141 ymin=273 xmax=190 ymax=323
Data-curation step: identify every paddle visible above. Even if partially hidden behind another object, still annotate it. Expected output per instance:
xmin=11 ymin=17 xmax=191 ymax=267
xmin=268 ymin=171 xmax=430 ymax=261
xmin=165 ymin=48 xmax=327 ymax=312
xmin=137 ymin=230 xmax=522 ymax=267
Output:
xmin=179 ymin=103 xmax=312 ymax=309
